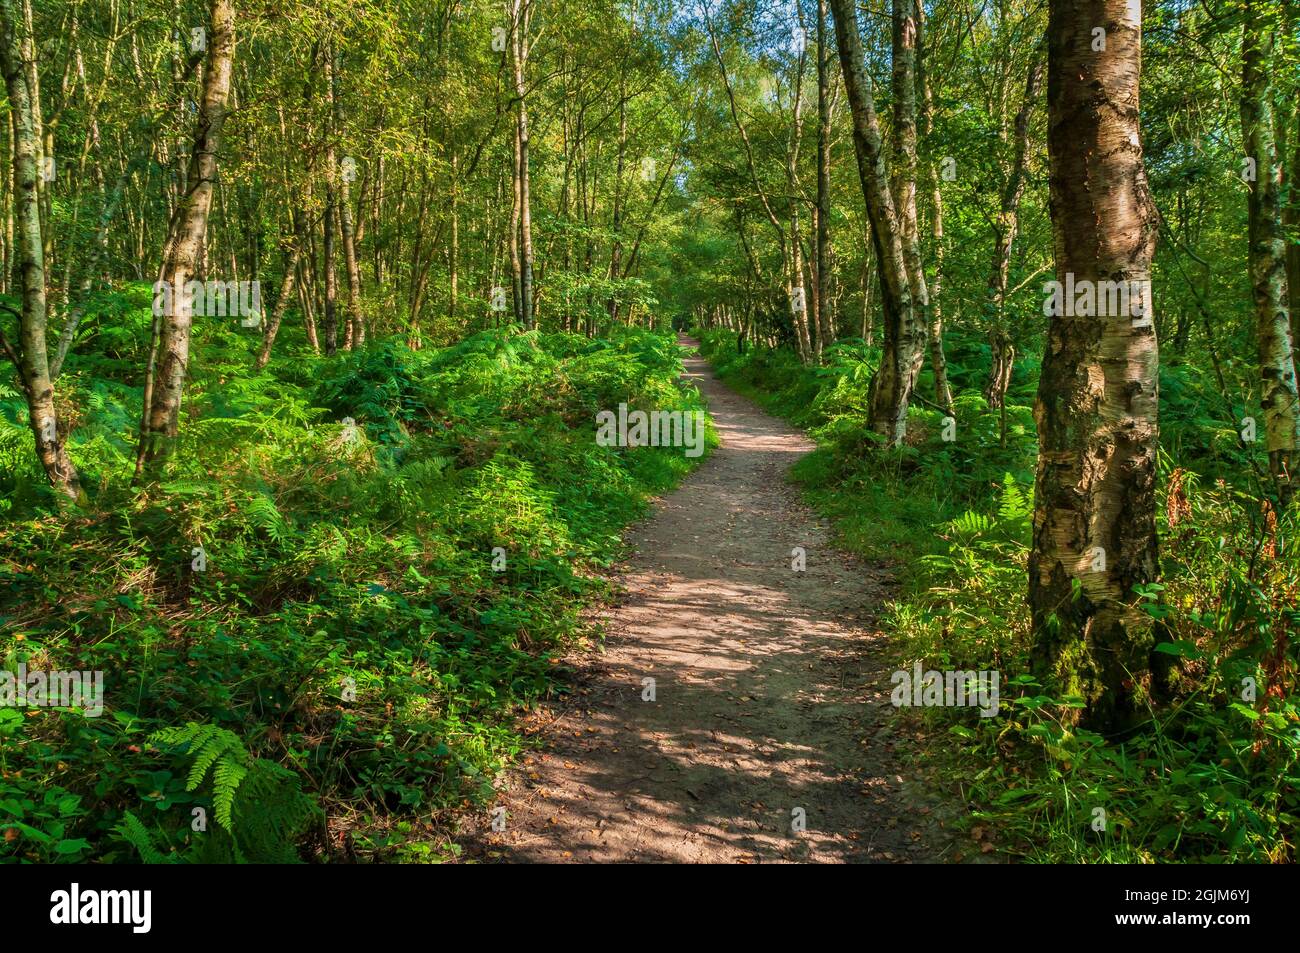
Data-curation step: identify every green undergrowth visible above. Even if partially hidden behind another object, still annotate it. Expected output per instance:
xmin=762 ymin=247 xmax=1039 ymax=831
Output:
xmin=0 ymin=305 xmax=711 ymax=863
xmin=696 ymin=327 xmax=1297 ymax=864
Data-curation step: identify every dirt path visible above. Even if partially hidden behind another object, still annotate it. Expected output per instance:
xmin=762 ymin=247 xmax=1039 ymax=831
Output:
xmin=466 ymin=335 xmax=951 ymax=863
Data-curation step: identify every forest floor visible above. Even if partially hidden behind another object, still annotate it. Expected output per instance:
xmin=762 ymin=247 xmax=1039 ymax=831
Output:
xmin=461 ymin=335 xmax=958 ymax=862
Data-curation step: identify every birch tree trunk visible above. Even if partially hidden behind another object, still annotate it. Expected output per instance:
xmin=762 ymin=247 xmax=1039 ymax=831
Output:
xmin=1241 ymin=0 xmax=1299 ymax=504
xmin=511 ymin=0 xmax=535 ymax=329
xmin=255 ymin=208 xmax=305 ymax=370
xmin=787 ymin=35 xmax=812 ymax=364
xmin=1288 ymin=134 xmax=1299 ymax=357
xmin=828 ymin=0 xmax=920 ymax=444
xmin=815 ymin=0 xmax=834 ymax=360
xmin=449 ymin=152 xmax=458 ymax=324
xmin=890 ymin=0 xmax=932 ymax=407
xmin=508 ymin=128 xmax=522 ymax=324
xmin=915 ymin=1 xmax=951 ymax=414
xmin=135 ymin=0 xmax=234 ymax=470
xmin=860 ymin=244 xmax=874 ymax=346
xmin=331 ymin=46 xmax=364 ymax=348
xmin=0 ymin=0 xmax=80 ymax=499
xmin=320 ymin=47 xmax=341 ymax=353
xmin=1029 ymin=0 xmax=1160 ymax=730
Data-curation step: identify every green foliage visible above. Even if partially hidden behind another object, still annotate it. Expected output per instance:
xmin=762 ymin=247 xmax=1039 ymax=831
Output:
xmin=117 ymin=723 xmax=320 ymax=864
xmin=313 ymin=342 xmax=423 ymax=449
xmin=697 ymin=329 xmax=1298 ymax=864
xmin=0 ymin=325 xmax=706 ymax=863
xmin=0 ymin=778 xmax=92 ymax=863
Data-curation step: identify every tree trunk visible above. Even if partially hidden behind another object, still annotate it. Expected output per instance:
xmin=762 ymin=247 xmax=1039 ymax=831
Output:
xmin=890 ymin=0 xmax=932 ymax=406
xmin=315 ymin=48 xmax=339 ymax=353
xmin=298 ymin=249 xmax=319 ymax=352
xmin=607 ymin=79 xmax=627 ymax=321
xmin=449 ymin=152 xmax=458 ymax=324
xmin=915 ymin=1 xmax=951 ymax=414
xmin=508 ymin=132 xmax=522 ymax=323
xmin=511 ymin=0 xmax=535 ymax=329
xmin=860 ymin=245 xmax=874 ymax=346
xmin=51 ymin=150 xmax=143 ymax=378
xmin=0 ymin=0 xmax=81 ymax=499
xmin=1029 ymin=0 xmax=1160 ymax=731
xmin=256 ymin=209 xmax=304 ymax=370
xmin=330 ymin=46 xmax=364 ymax=348
xmin=926 ymin=175 xmax=952 ymax=414
xmin=815 ymin=0 xmax=834 ymax=359
xmin=828 ymin=0 xmax=920 ymax=444
xmin=985 ymin=49 xmax=1045 ymax=409
xmin=17 ymin=0 xmax=44 ymax=261
xmin=787 ymin=47 xmax=812 ymax=364
xmin=135 ymin=0 xmax=234 ymax=471
xmin=1242 ymin=0 xmax=1299 ymax=504
xmin=321 ymin=192 xmax=338 ymax=353
xmin=1286 ymin=135 xmax=1298 ymax=356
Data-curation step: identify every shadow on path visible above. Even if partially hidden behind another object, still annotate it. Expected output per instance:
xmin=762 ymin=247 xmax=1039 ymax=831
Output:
xmin=462 ymin=335 xmax=955 ymax=863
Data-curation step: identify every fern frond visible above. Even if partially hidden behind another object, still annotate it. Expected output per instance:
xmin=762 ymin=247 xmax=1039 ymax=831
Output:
xmin=997 ymin=473 xmax=1030 ymax=521
xmin=115 ymin=810 xmax=175 ymax=864
xmin=212 ymin=758 xmax=248 ymax=831
xmin=949 ymin=511 xmax=991 ymax=537
xmin=184 ymin=727 xmax=243 ymax=792
xmin=148 ymin=722 xmax=320 ymax=863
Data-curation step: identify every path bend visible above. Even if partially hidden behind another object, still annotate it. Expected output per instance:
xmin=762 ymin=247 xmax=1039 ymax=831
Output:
xmin=468 ymin=335 xmax=949 ymax=863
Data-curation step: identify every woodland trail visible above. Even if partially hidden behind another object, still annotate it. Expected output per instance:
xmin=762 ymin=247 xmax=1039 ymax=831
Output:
xmin=466 ymin=335 xmax=953 ymax=863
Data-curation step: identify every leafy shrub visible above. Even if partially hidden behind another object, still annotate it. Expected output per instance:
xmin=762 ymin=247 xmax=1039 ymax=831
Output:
xmin=696 ymin=328 xmax=1298 ymax=863
xmin=0 ymin=319 xmax=707 ymax=863
xmin=118 ymin=723 xmax=320 ymax=863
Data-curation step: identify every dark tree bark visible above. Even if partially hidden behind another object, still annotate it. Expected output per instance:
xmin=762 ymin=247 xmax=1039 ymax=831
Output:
xmin=985 ymin=47 xmax=1045 ymax=411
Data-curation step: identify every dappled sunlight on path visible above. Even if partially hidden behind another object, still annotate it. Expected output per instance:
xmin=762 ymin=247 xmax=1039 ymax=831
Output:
xmin=463 ymin=335 xmax=953 ymax=862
